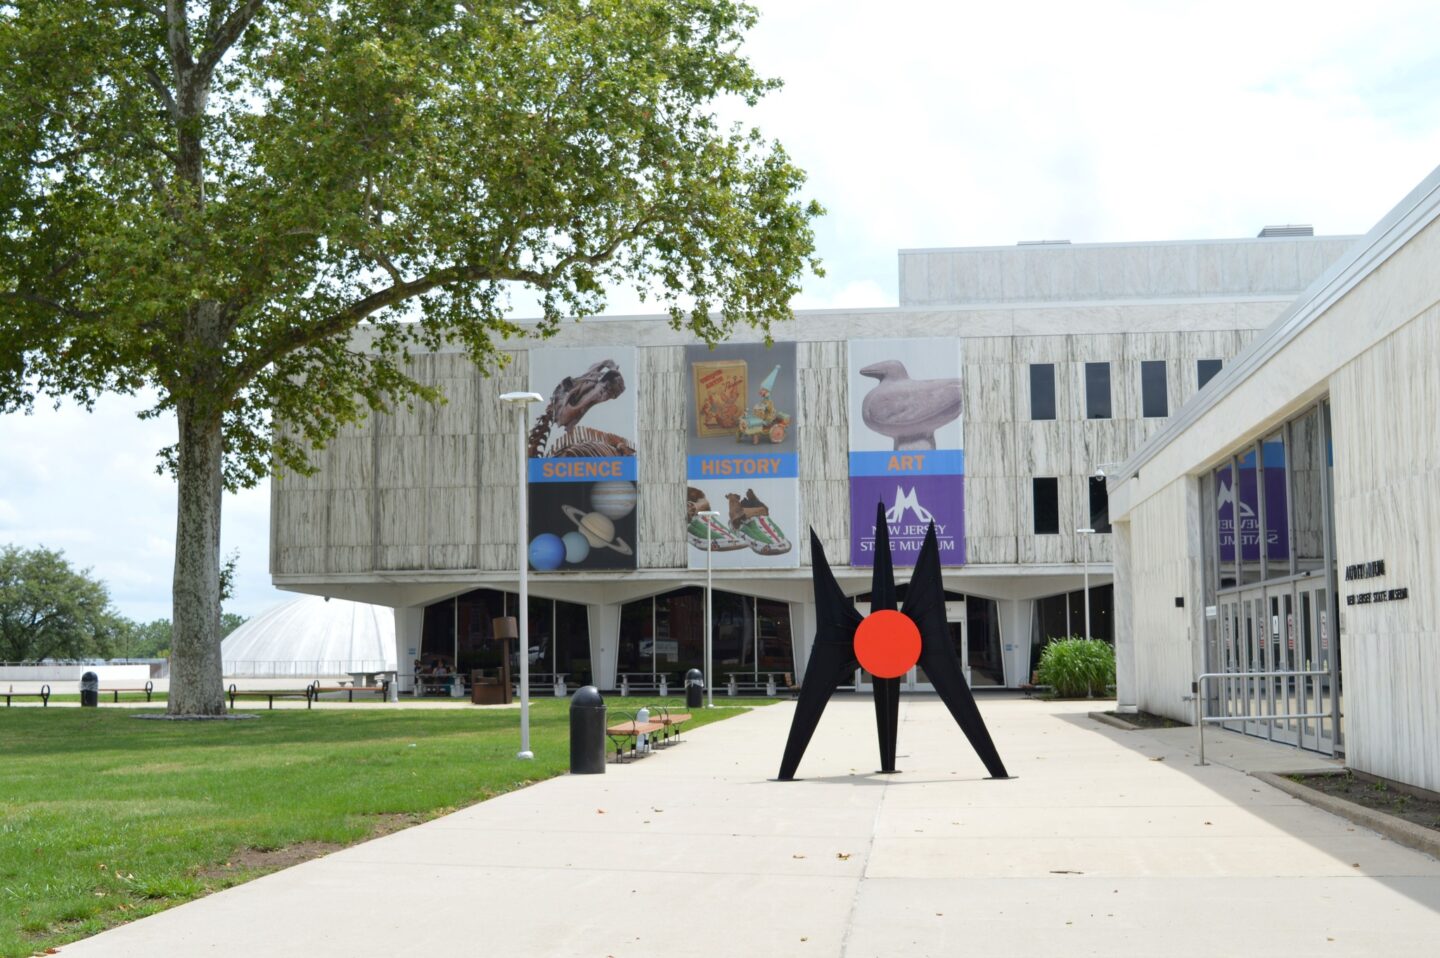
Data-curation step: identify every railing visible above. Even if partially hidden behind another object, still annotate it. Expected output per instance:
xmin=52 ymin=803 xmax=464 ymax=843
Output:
xmin=1193 ymin=670 xmax=1332 ymax=766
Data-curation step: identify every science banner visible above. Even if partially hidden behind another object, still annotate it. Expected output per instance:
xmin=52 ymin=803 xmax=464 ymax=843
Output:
xmin=684 ymin=341 xmax=800 ymax=569
xmin=847 ymin=338 xmax=966 ymax=566
xmin=1215 ymin=444 xmax=1289 ymax=565
xmin=526 ymin=347 xmax=638 ymax=571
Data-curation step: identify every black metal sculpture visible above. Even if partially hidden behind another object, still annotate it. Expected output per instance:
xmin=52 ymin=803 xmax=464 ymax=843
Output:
xmin=777 ymin=502 xmax=1010 ymax=781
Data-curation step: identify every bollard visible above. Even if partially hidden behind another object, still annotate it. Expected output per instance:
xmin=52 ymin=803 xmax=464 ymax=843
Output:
xmin=685 ymin=668 xmax=703 ymax=709
xmin=79 ymin=671 xmax=99 ymax=708
xmin=569 ymin=686 xmax=607 ymax=774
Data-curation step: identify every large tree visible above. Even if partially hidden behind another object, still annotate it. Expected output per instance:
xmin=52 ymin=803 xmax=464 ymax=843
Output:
xmin=0 ymin=544 xmax=122 ymax=661
xmin=0 ymin=2 xmax=822 ymax=713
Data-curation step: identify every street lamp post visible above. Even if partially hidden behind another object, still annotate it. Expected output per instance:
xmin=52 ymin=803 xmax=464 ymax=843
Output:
xmin=698 ymin=510 xmax=720 ymax=708
xmin=501 ymin=390 xmax=544 ymax=760
xmin=1076 ymin=527 xmax=1095 ymax=641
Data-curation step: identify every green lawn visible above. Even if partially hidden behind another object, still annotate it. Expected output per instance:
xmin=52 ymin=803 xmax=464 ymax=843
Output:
xmin=0 ymin=697 xmax=769 ymax=957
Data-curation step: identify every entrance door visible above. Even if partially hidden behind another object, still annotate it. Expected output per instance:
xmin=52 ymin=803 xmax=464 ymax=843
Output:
xmin=854 ymin=600 xmax=968 ymax=691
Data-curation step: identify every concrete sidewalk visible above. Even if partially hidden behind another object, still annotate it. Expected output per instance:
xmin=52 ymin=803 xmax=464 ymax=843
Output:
xmin=57 ymin=696 xmax=1440 ymax=957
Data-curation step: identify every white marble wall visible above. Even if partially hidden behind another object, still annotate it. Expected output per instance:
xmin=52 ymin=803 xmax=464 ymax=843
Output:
xmin=1124 ymin=476 xmax=1205 ymax=722
xmin=1330 ymin=302 xmax=1440 ymax=791
xmin=899 ymin=236 xmax=1356 ymax=307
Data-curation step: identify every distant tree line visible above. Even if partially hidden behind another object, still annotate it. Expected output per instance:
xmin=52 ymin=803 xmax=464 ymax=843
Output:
xmin=0 ymin=545 xmax=246 ymax=662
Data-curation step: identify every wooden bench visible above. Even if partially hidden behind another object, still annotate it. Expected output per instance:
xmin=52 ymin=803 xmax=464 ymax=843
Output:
xmin=226 ymin=683 xmax=315 ymax=710
xmin=647 ymin=704 xmax=691 ymax=746
xmin=604 ymin=710 xmax=666 ymax=763
xmin=310 ymin=682 xmax=389 ymax=703
xmin=98 ymin=681 xmax=156 ymax=703
xmin=2 ymin=685 xmax=50 ymax=707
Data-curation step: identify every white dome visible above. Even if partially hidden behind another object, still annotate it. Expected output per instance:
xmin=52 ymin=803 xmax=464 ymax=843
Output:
xmin=222 ymin=596 xmax=396 ymax=677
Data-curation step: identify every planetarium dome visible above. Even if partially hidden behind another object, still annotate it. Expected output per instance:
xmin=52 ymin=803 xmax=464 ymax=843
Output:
xmin=221 ymin=595 xmax=396 ymax=677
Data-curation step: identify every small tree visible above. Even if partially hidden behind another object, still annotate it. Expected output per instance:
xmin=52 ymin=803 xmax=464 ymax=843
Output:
xmin=0 ymin=544 xmax=122 ymax=661
xmin=0 ymin=2 xmax=821 ymax=714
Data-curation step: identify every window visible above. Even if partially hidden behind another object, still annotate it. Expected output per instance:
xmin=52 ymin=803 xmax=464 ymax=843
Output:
xmin=1197 ymin=358 xmax=1222 ymax=390
xmin=1141 ymin=360 xmax=1168 ymax=417
xmin=1088 ymin=476 xmax=1112 ymax=533
xmin=1032 ymin=477 xmax=1059 ymax=534
xmin=1084 ymin=362 xmax=1111 ymax=419
xmin=1029 ymin=364 xmax=1056 ymax=420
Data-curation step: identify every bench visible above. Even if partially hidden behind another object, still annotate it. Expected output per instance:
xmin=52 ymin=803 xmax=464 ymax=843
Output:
xmin=617 ymin=673 xmax=669 ymax=697
xmin=604 ymin=710 xmax=666 ymax=763
xmin=226 ymin=682 xmax=315 ymax=710
xmin=310 ymin=682 xmax=389 ymax=703
xmin=2 ymin=685 xmax=50 ymax=707
xmin=648 ymin=704 xmax=691 ymax=746
xmin=98 ymin=680 xmax=156 ymax=703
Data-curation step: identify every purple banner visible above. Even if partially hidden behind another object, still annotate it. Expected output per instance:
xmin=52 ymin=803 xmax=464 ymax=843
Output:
xmin=1216 ymin=461 xmax=1289 ymax=564
xmin=849 ymin=476 xmax=966 ymax=567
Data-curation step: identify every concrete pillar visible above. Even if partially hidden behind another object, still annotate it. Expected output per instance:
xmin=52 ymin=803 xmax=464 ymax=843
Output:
xmin=587 ymin=603 xmax=621 ymax=691
xmin=393 ymin=607 xmax=424 ymax=693
xmin=1112 ymin=519 xmax=1137 ymax=712
xmin=996 ymin=598 xmax=1033 ymax=688
xmin=789 ymin=601 xmax=816 ymax=677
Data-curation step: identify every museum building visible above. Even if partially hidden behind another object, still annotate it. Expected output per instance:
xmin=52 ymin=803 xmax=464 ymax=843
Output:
xmin=270 ymin=228 xmax=1357 ymax=701
xmin=1109 ymin=164 xmax=1440 ymax=793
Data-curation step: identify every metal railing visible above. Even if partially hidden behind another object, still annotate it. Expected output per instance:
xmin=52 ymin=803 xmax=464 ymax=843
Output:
xmin=1194 ymin=669 xmax=1333 ymax=766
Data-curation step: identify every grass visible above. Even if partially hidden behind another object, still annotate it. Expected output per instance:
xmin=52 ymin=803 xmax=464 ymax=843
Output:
xmin=0 ymin=696 xmax=768 ymax=957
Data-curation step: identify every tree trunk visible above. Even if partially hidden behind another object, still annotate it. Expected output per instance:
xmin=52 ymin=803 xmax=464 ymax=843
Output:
xmin=169 ymin=399 xmax=226 ymax=715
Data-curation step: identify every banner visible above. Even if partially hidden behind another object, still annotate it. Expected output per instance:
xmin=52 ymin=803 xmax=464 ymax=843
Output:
xmin=526 ymin=347 xmax=638 ymax=571
xmin=684 ymin=341 xmax=800 ymax=569
xmin=1215 ymin=444 xmax=1288 ymax=564
xmin=847 ymin=338 xmax=966 ymax=566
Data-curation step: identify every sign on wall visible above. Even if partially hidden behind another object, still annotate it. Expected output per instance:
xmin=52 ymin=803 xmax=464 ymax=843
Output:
xmin=847 ymin=338 xmax=966 ymax=566
xmin=526 ymin=347 xmax=638 ymax=571
xmin=1215 ymin=446 xmax=1289 ymax=565
xmin=683 ymin=341 xmax=799 ymax=569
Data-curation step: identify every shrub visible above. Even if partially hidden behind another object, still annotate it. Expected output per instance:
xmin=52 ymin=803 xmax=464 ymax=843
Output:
xmin=1036 ymin=637 xmax=1116 ymax=698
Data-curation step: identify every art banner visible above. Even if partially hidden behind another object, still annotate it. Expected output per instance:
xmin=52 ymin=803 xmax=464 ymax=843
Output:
xmin=847 ymin=338 xmax=966 ymax=566
xmin=684 ymin=341 xmax=800 ymax=569
xmin=526 ymin=347 xmax=638 ymax=571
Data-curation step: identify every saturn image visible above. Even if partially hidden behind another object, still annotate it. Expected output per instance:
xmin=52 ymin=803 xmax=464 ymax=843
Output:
xmin=560 ymin=505 xmax=634 ymax=556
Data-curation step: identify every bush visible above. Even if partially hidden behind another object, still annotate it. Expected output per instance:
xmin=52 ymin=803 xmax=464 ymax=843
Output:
xmin=1036 ymin=637 xmax=1115 ymax=698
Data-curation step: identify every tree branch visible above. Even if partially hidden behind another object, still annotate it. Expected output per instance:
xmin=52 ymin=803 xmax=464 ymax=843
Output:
xmin=143 ymin=65 xmax=180 ymax=121
xmin=197 ymin=0 xmax=264 ymax=79
xmin=164 ymin=1 xmax=195 ymax=78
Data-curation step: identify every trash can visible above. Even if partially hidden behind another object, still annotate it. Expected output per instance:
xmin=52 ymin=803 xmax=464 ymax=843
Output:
xmin=569 ymin=686 xmax=606 ymax=774
xmin=685 ymin=668 xmax=703 ymax=708
xmin=80 ymin=671 xmax=99 ymax=708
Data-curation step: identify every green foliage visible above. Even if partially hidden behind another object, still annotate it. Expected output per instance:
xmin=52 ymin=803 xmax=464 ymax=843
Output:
xmin=0 ymin=699 xmax=759 ymax=956
xmin=0 ymin=0 xmax=823 ymax=486
xmin=0 ymin=544 xmax=123 ymax=661
xmin=0 ymin=1 xmax=821 ymax=713
xmin=1036 ymin=637 xmax=1116 ymax=698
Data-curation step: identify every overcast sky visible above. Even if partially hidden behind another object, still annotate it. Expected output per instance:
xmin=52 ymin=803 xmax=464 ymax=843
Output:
xmin=4 ymin=0 xmax=1440 ymax=622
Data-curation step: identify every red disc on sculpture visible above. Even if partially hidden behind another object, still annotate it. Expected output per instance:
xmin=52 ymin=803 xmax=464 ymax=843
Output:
xmin=854 ymin=609 xmax=922 ymax=678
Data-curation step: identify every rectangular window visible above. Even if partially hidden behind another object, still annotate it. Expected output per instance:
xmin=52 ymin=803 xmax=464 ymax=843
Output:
xmin=1088 ymin=476 xmax=1112 ymax=534
xmin=1084 ymin=362 xmax=1111 ymax=419
xmin=1029 ymin=364 xmax=1056 ymax=420
xmin=1197 ymin=358 xmax=1222 ymax=390
xmin=1141 ymin=360 xmax=1168 ymax=417
xmin=1033 ymin=477 xmax=1059 ymax=534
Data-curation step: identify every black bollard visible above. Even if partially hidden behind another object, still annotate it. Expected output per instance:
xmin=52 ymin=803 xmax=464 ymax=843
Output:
xmin=685 ymin=668 xmax=704 ymax=709
xmin=569 ymin=686 xmax=607 ymax=774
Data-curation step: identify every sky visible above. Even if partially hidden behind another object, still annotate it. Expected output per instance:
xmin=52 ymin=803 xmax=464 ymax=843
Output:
xmin=4 ymin=0 xmax=1440 ymax=622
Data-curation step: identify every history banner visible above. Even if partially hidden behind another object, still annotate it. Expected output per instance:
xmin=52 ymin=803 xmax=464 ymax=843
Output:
xmin=847 ymin=338 xmax=966 ymax=567
xmin=684 ymin=341 xmax=800 ymax=569
xmin=526 ymin=347 xmax=638 ymax=571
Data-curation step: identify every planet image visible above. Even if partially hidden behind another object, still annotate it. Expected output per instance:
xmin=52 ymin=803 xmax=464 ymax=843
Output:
xmin=561 ymin=505 xmax=634 ymax=555
xmin=562 ymin=531 xmax=592 ymax=564
xmin=528 ymin=533 xmax=565 ymax=571
xmin=590 ymin=480 xmax=637 ymax=519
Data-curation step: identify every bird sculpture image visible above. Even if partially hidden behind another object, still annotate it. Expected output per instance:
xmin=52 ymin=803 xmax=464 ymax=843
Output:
xmin=858 ymin=360 xmax=963 ymax=450
xmin=776 ymin=501 xmax=1009 ymax=781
